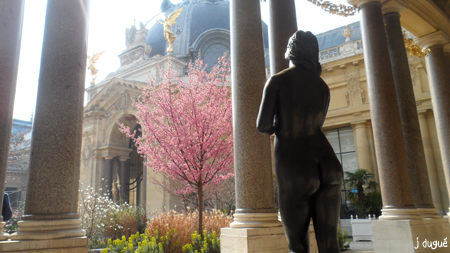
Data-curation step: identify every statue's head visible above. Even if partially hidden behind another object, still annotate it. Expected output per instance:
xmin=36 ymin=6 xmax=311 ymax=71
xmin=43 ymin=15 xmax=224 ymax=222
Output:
xmin=285 ymin=31 xmax=322 ymax=76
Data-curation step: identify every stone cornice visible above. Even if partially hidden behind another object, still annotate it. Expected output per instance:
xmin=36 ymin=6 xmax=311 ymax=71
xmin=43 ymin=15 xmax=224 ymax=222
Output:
xmin=347 ymin=0 xmax=382 ymax=8
xmin=417 ymin=31 xmax=450 ymax=48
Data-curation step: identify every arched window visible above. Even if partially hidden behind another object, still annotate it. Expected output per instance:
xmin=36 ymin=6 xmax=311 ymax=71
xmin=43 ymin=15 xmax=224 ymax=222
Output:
xmin=203 ymin=43 xmax=229 ymax=72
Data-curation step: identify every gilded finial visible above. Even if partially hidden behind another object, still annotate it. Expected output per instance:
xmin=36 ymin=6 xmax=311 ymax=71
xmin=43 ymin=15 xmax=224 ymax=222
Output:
xmin=158 ymin=7 xmax=183 ymax=53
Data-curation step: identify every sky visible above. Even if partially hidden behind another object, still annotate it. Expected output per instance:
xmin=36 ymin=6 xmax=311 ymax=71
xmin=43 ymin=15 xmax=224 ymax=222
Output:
xmin=12 ymin=0 xmax=360 ymax=121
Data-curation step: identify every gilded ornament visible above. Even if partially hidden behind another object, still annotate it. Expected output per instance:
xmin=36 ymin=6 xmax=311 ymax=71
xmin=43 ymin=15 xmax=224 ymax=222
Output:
xmin=403 ymin=31 xmax=430 ymax=58
xmin=87 ymin=51 xmax=105 ymax=85
xmin=158 ymin=7 xmax=184 ymax=53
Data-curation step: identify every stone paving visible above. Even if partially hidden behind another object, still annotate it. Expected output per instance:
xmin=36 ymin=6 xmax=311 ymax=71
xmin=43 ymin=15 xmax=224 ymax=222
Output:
xmin=346 ymin=239 xmax=374 ymax=253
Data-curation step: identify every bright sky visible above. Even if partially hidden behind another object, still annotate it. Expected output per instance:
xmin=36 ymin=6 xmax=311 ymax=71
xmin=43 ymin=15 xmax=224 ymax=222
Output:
xmin=13 ymin=0 xmax=360 ymax=121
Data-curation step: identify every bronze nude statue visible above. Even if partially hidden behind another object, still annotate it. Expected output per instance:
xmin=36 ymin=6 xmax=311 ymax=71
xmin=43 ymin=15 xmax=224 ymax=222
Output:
xmin=257 ymin=31 xmax=343 ymax=253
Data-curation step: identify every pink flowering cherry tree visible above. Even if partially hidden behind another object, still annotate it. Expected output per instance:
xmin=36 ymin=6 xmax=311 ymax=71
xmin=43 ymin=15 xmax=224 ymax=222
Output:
xmin=119 ymin=55 xmax=233 ymax=233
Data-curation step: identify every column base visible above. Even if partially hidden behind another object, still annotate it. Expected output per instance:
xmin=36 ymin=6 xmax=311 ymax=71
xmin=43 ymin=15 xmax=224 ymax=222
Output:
xmin=0 ymin=222 xmax=10 ymax=241
xmin=221 ymin=222 xmax=318 ymax=253
xmin=417 ymin=207 xmax=442 ymax=219
xmin=379 ymin=208 xmax=422 ymax=220
xmin=372 ymin=218 xmax=450 ymax=253
xmin=221 ymin=227 xmax=288 ymax=253
xmin=230 ymin=213 xmax=282 ymax=228
xmin=10 ymin=219 xmax=85 ymax=240
xmin=0 ymin=236 xmax=87 ymax=252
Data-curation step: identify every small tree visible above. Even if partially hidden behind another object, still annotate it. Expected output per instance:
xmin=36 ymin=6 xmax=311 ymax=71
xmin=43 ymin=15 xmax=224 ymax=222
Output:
xmin=120 ymin=55 xmax=233 ymax=234
xmin=344 ymin=169 xmax=379 ymax=218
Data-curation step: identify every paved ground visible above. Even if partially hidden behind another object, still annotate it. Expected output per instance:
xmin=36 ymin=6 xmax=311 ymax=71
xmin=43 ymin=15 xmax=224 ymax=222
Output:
xmin=346 ymin=239 xmax=374 ymax=253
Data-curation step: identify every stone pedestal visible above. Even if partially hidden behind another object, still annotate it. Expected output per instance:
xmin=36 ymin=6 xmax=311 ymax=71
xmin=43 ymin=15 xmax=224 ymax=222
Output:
xmin=0 ymin=237 xmax=87 ymax=253
xmin=372 ymin=218 xmax=450 ymax=252
xmin=221 ymin=227 xmax=288 ymax=253
xmin=222 ymin=222 xmax=318 ymax=253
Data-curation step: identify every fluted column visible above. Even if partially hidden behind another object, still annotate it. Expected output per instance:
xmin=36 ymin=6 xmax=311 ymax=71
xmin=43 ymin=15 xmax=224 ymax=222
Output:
xmin=352 ymin=122 xmax=374 ymax=174
xmin=119 ymin=157 xmax=130 ymax=203
xmin=229 ymin=0 xmax=280 ymax=228
xmin=418 ymin=111 xmax=445 ymax=215
xmin=104 ymin=156 xmax=114 ymax=198
xmin=417 ymin=31 xmax=450 ymax=215
xmin=0 ymin=0 xmax=25 ymax=241
xmin=383 ymin=1 xmax=439 ymax=218
xmin=348 ymin=0 xmax=420 ymax=220
xmin=11 ymin=0 xmax=89 ymax=240
xmin=268 ymin=0 xmax=297 ymax=74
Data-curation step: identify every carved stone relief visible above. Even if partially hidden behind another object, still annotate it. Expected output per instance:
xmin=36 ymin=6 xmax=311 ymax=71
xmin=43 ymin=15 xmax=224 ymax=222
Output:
xmin=407 ymin=53 xmax=422 ymax=94
xmin=82 ymin=130 xmax=95 ymax=169
xmin=344 ymin=69 xmax=365 ymax=107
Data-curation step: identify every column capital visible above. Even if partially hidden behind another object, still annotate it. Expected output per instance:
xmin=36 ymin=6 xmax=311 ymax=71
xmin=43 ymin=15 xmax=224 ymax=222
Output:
xmin=347 ymin=0 xmax=381 ymax=8
xmin=119 ymin=157 xmax=130 ymax=162
xmin=382 ymin=0 xmax=408 ymax=14
xmin=443 ymin=43 xmax=450 ymax=53
xmin=104 ymin=155 xmax=115 ymax=160
xmin=417 ymin=31 xmax=450 ymax=48
xmin=351 ymin=121 xmax=368 ymax=127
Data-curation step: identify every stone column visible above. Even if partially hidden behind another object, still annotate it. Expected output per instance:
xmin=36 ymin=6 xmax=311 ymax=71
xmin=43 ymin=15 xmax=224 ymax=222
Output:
xmin=104 ymin=156 xmax=114 ymax=198
xmin=366 ymin=121 xmax=379 ymax=182
xmin=268 ymin=0 xmax=297 ymax=74
xmin=352 ymin=121 xmax=374 ymax=174
xmin=444 ymin=44 xmax=450 ymax=71
xmin=427 ymin=112 xmax=450 ymax=212
xmin=383 ymin=2 xmax=439 ymax=218
xmin=222 ymin=0 xmax=287 ymax=251
xmin=0 ymin=0 xmax=25 ymax=241
xmin=418 ymin=111 xmax=445 ymax=215
xmin=228 ymin=0 xmax=280 ymax=228
xmin=349 ymin=0 xmax=420 ymax=220
xmin=119 ymin=157 xmax=130 ymax=203
xmin=417 ymin=31 xmax=450 ymax=215
xmin=11 ymin=0 xmax=89 ymax=242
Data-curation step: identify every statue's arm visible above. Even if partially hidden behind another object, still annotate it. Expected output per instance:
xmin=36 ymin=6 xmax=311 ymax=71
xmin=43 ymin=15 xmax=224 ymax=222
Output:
xmin=257 ymin=77 xmax=278 ymax=135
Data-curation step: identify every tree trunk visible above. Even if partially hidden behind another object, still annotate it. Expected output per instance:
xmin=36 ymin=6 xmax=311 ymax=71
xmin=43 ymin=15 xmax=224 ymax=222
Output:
xmin=198 ymin=179 xmax=203 ymax=235
xmin=358 ymin=182 xmax=365 ymax=218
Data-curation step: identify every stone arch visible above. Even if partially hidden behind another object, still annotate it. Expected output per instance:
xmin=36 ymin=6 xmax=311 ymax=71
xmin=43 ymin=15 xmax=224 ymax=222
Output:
xmin=190 ymin=28 xmax=230 ymax=61
xmin=104 ymin=109 xmax=137 ymax=147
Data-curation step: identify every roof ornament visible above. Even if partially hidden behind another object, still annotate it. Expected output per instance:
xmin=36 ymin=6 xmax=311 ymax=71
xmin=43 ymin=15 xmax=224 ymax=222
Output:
xmin=158 ymin=7 xmax=184 ymax=53
xmin=342 ymin=25 xmax=353 ymax=42
xmin=87 ymin=51 xmax=105 ymax=85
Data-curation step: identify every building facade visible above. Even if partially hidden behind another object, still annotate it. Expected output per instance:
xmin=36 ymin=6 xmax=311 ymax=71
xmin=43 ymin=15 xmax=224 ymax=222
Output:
xmin=82 ymin=0 xmax=449 ymax=218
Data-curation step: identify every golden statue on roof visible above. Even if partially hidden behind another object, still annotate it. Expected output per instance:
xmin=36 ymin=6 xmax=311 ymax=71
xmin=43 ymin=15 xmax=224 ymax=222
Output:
xmin=158 ymin=7 xmax=183 ymax=53
xmin=87 ymin=51 xmax=105 ymax=85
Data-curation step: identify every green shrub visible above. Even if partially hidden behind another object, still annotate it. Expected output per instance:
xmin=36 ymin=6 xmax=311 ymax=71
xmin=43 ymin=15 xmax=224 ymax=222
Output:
xmin=104 ymin=203 xmax=148 ymax=240
xmin=338 ymin=226 xmax=351 ymax=251
xmin=182 ymin=230 xmax=220 ymax=253
xmin=101 ymin=229 xmax=221 ymax=253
